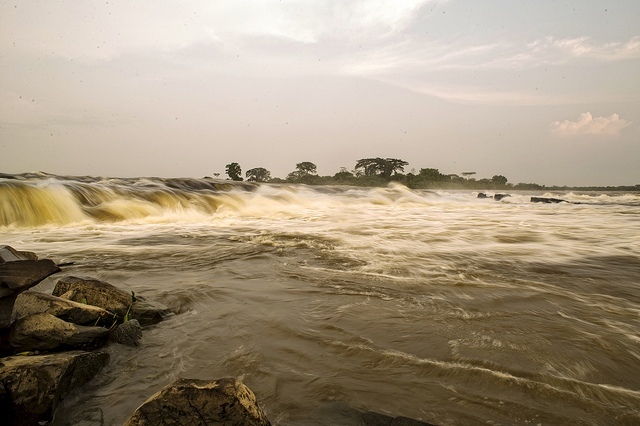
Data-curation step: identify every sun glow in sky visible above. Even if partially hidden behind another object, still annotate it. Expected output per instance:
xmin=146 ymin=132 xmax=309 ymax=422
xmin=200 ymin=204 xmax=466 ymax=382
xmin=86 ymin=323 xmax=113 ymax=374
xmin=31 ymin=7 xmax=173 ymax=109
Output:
xmin=1 ymin=0 xmax=639 ymax=185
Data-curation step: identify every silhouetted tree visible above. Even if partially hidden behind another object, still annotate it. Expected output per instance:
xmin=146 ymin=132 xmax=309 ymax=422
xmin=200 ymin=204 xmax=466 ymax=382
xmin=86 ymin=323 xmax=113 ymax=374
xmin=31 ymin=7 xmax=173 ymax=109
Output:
xmin=355 ymin=158 xmax=408 ymax=178
xmin=225 ymin=162 xmax=243 ymax=181
xmin=491 ymin=175 xmax=508 ymax=185
xmin=418 ymin=168 xmax=449 ymax=182
xmin=333 ymin=167 xmax=354 ymax=180
xmin=287 ymin=162 xmax=317 ymax=182
xmin=296 ymin=162 xmax=317 ymax=175
xmin=246 ymin=167 xmax=271 ymax=182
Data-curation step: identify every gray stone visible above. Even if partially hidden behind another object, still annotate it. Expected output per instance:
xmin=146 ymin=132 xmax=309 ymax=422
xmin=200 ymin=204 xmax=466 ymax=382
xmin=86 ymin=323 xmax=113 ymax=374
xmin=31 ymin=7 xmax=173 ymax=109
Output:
xmin=0 ymin=245 xmax=38 ymax=263
xmin=9 ymin=312 xmax=109 ymax=352
xmin=125 ymin=377 xmax=271 ymax=426
xmin=53 ymin=276 xmax=171 ymax=326
xmin=0 ymin=246 xmax=61 ymax=328
xmin=12 ymin=291 xmax=116 ymax=327
xmin=0 ymin=260 xmax=60 ymax=297
xmin=0 ymin=350 xmax=109 ymax=426
xmin=110 ymin=319 xmax=142 ymax=347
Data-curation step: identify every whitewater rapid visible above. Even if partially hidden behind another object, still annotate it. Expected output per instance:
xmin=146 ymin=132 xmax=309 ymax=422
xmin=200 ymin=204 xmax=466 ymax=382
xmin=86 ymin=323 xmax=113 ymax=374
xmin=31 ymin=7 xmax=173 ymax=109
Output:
xmin=2 ymin=173 xmax=639 ymax=424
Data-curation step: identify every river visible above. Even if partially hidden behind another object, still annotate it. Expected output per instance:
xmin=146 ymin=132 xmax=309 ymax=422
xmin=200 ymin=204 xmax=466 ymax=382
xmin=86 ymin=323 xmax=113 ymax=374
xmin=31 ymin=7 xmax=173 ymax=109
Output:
xmin=1 ymin=173 xmax=639 ymax=425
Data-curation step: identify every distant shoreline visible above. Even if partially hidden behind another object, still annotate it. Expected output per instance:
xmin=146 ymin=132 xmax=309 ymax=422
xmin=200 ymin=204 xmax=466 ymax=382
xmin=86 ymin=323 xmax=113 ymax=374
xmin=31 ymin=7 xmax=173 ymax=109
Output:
xmin=1 ymin=171 xmax=638 ymax=192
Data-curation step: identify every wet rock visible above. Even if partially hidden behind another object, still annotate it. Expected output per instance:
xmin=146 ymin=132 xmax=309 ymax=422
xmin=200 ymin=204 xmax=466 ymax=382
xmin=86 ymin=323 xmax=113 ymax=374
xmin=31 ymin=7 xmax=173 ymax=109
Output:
xmin=53 ymin=276 xmax=171 ymax=326
xmin=0 ymin=350 xmax=109 ymax=426
xmin=125 ymin=377 xmax=271 ymax=426
xmin=477 ymin=193 xmax=511 ymax=201
xmin=0 ymin=246 xmax=61 ymax=328
xmin=110 ymin=319 xmax=142 ymax=347
xmin=9 ymin=312 xmax=108 ymax=352
xmin=531 ymin=196 xmax=566 ymax=204
xmin=0 ymin=246 xmax=38 ymax=263
xmin=361 ymin=411 xmax=436 ymax=426
xmin=12 ymin=291 xmax=116 ymax=327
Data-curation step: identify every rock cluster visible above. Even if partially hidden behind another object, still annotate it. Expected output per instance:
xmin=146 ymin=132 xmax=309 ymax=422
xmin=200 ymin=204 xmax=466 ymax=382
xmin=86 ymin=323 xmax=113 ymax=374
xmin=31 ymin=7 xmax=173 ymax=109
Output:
xmin=0 ymin=245 xmax=171 ymax=425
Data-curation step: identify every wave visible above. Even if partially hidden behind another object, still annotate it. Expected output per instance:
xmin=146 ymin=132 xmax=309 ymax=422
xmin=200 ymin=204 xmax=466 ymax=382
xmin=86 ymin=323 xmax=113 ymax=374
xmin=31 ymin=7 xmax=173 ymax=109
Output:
xmin=2 ymin=173 xmax=639 ymax=228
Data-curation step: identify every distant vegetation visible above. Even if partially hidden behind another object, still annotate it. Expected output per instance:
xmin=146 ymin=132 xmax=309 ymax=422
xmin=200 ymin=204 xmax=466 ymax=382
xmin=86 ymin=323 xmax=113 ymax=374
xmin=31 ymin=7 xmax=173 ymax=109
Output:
xmin=221 ymin=158 xmax=639 ymax=191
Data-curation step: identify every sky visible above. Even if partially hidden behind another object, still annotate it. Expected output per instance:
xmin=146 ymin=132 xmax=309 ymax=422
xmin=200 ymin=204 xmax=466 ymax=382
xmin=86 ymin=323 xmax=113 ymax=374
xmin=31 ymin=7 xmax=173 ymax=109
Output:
xmin=1 ymin=0 xmax=639 ymax=186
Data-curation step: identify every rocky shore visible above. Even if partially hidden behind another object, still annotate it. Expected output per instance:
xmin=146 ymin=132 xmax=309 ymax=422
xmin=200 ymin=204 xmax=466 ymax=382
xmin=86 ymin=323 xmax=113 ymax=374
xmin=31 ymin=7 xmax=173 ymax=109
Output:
xmin=0 ymin=245 xmax=435 ymax=425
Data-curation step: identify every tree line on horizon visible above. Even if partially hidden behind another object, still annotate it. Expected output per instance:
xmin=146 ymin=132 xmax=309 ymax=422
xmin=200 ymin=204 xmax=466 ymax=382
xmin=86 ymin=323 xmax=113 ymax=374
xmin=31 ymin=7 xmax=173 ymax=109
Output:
xmin=217 ymin=158 xmax=526 ymax=190
xmin=215 ymin=158 xmax=639 ymax=191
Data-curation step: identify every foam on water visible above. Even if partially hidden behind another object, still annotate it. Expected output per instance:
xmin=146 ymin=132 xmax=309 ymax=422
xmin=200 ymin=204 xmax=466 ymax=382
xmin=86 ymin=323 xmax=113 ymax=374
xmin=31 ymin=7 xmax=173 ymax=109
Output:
xmin=2 ymin=173 xmax=640 ymax=424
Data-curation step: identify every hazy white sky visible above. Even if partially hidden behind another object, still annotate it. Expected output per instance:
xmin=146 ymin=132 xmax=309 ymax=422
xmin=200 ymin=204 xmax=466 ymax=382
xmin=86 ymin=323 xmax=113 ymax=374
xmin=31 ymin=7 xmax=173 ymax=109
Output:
xmin=1 ymin=0 xmax=639 ymax=185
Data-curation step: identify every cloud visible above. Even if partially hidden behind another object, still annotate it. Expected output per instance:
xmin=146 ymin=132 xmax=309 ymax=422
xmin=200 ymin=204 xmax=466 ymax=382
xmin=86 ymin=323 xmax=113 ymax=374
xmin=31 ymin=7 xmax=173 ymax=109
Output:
xmin=550 ymin=112 xmax=631 ymax=136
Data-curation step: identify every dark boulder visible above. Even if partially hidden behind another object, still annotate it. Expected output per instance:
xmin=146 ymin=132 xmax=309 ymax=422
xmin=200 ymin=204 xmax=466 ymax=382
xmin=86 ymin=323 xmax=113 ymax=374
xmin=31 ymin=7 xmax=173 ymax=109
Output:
xmin=494 ymin=193 xmax=511 ymax=201
xmin=477 ymin=193 xmax=491 ymax=199
xmin=53 ymin=276 xmax=171 ymax=326
xmin=531 ymin=197 xmax=566 ymax=204
xmin=9 ymin=312 xmax=108 ymax=352
xmin=0 ymin=350 xmax=109 ymax=426
xmin=124 ymin=377 xmax=271 ymax=426
xmin=110 ymin=319 xmax=142 ymax=347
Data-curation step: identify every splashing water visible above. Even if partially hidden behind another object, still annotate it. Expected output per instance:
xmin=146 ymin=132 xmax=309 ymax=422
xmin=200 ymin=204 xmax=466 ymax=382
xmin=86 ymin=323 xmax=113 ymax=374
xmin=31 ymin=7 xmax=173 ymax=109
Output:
xmin=2 ymin=173 xmax=640 ymax=425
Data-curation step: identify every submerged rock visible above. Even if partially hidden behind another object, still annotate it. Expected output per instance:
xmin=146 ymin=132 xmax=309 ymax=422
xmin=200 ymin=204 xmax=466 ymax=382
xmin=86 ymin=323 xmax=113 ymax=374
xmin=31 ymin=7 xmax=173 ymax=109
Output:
xmin=531 ymin=196 xmax=566 ymax=204
xmin=9 ymin=312 xmax=108 ymax=352
xmin=0 ymin=350 xmax=109 ymax=426
xmin=125 ymin=377 xmax=271 ymax=426
xmin=110 ymin=319 xmax=142 ymax=347
xmin=12 ymin=291 xmax=116 ymax=327
xmin=477 ymin=193 xmax=511 ymax=201
xmin=53 ymin=276 xmax=171 ymax=326
xmin=362 ymin=411 xmax=437 ymax=425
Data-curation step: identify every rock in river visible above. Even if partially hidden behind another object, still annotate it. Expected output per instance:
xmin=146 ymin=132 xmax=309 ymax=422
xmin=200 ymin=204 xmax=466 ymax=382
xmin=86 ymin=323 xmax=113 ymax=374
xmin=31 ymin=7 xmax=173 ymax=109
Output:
xmin=0 ymin=350 xmax=109 ymax=426
xmin=125 ymin=377 xmax=271 ymax=426
xmin=9 ymin=312 xmax=109 ymax=352
xmin=12 ymin=290 xmax=116 ymax=327
xmin=53 ymin=276 xmax=171 ymax=326
xmin=0 ymin=245 xmax=61 ymax=328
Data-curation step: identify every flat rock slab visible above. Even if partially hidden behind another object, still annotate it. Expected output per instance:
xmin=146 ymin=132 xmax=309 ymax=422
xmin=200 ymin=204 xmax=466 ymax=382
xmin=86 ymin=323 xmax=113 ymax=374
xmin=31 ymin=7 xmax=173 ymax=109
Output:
xmin=0 ymin=350 xmax=109 ymax=426
xmin=9 ymin=312 xmax=109 ymax=352
xmin=12 ymin=291 xmax=116 ymax=327
xmin=125 ymin=377 xmax=271 ymax=426
xmin=0 ymin=246 xmax=38 ymax=263
xmin=0 ymin=250 xmax=60 ymax=327
xmin=53 ymin=276 xmax=171 ymax=326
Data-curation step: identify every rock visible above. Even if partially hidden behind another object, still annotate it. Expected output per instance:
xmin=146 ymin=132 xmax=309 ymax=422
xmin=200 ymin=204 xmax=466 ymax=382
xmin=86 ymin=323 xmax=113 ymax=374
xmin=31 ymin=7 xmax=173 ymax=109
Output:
xmin=531 ymin=196 xmax=566 ymax=204
xmin=110 ymin=319 xmax=142 ymax=347
xmin=0 ymin=245 xmax=38 ymax=263
xmin=53 ymin=276 xmax=171 ymax=326
xmin=0 ymin=259 xmax=60 ymax=298
xmin=125 ymin=377 xmax=271 ymax=426
xmin=361 ymin=411 xmax=436 ymax=426
xmin=477 ymin=193 xmax=511 ymax=201
xmin=12 ymin=291 xmax=116 ymax=327
xmin=0 ymin=245 xmax=61 ymax=328
xmin=0 ymin=350 xmax=109 ymax=426
xmin=9 ymin=312 xmax=108 ymax=352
